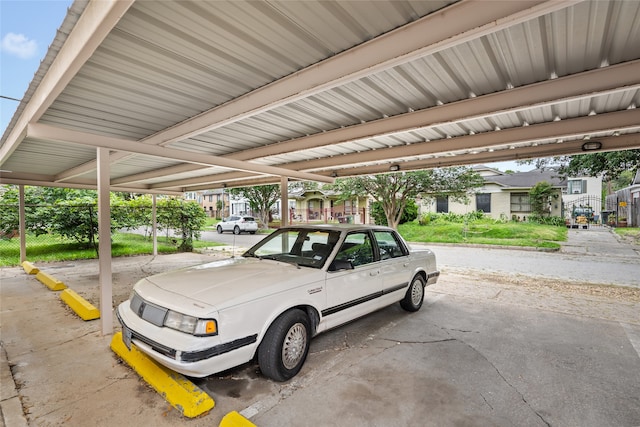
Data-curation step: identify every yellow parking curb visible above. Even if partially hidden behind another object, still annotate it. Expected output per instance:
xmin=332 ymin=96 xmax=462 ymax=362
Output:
xmin=21 ymin=261 xmax=39 ymax=275
xmin=219 ymin=411 xmax=257 ymax=427
xmin=60 ymin=289 xmax=100 ymax=321
xmin=35 ymin=271 xmax=67 ymax=291
xmin=110 ymin=332 xmax=215 ymax=418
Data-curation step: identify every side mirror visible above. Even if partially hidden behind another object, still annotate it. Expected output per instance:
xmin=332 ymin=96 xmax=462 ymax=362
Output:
xmin=329 ymin=259 xmax=354 ymax=271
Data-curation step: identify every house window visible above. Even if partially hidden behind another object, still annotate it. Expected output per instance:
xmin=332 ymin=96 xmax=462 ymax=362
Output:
xmin=511 ymin=193 xmax=531 ymax=212
xmin=436 ymin=196 xmax=449 ymax=213
xmin=345 ymin=199 xmax=354 ymax=215
xmin=568 ymin=179 xmax=587 ymax=194
xmin=476 ymin=193 xmax=491 ymax=213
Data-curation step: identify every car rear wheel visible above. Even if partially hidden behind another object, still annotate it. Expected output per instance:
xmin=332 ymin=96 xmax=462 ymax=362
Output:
xmin=258 ymin=309 xmax=311 ymax=382
xmin=217 ymin=225 xmax=223 ymax=234
xmin=233 ymin=226 xmax=241 ymax=235
xmin=400 ymin=274 xmax=425 ymax=312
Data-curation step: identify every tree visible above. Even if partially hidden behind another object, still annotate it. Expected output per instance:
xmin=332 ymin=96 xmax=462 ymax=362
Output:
xmin=371 ymin=199 xmax=418 ymax=226
xmin=334 ymin=167 xmax=484 ymax=229
xmin=228 ymin=184 xmax=280 ymax=227
xmin=529 ymin=181 xmax=555 ymax=218
xmin=523 ymin=149 xmax=640 ymax=182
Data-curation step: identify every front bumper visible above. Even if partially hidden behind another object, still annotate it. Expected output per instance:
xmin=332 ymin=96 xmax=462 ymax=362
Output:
xmin=116 ymin=304 xmax=258 ymax=377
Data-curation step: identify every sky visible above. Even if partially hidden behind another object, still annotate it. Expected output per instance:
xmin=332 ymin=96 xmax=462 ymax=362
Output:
xmin=0 ymin=0 xmax=531 ymax=173
xmin=1 ymin=0 xmax=72 ymax=136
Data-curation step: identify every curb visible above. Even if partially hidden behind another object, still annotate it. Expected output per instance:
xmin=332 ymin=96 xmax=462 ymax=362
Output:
xmin=35 ymin=271 xmax=67 ymax=291
xmin=20 ymin=261 xmax=39 ymax=275
xmin=1 ymin=342 xmax=29 ymax=427
xmin=60 ymin=289 xmax=100 ymax=321
xmin=110 ymin=332 xmax=215 ymax=418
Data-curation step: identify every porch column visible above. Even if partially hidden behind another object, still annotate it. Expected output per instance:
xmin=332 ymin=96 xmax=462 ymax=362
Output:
xmin=97 ymin=147 xmax=113 ymax=336
xmin=19 ymin=185 xmax=26 ymax=263
xmin=280 ymin=176 xmax=288 ymax=227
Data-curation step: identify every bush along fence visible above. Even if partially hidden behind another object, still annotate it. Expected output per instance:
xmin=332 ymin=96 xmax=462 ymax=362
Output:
xmin=0 ymin=199 xmax=207 ymax=265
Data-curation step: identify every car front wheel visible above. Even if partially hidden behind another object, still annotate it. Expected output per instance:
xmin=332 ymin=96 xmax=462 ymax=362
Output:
xmin=217 ymin=225 xmax=223 ymax=234
xmin=233 ymin=226 xmax=241 ymax=235
xmin=400 ymin=274 xmax=425 ymax=312
xmin=258 ymin=309 xmax=311 ymax=382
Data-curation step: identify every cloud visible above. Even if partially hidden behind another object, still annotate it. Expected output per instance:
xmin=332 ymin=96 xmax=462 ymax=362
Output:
xmin=1 ymin=32 xmax=38 ymax=59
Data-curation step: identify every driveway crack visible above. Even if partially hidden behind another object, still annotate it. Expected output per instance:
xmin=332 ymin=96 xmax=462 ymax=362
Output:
xmin=458 ymin=340 xmax=551 ymax=427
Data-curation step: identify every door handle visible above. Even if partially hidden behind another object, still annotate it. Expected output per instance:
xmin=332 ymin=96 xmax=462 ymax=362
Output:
xmin=403 ymin=262 xmax=410 ymax=267
xmin=369 ymin=270 xmax=380 ymax=276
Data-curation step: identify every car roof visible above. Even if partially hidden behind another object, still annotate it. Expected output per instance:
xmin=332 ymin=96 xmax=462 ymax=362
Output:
xmin=279 ymin=224 xmax=395 ymax=233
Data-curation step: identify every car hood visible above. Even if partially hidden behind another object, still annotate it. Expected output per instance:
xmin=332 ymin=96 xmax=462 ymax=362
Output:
xmin=137 ymin=257 xmax=325 ymax=311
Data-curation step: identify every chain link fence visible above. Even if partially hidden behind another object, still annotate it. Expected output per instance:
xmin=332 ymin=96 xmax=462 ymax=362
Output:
xmin=0 ymin=204 xmax=203 ymax=266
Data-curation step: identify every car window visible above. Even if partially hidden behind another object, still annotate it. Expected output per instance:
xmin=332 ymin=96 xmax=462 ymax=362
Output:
xmin=243 ymin=217 xmax=255 ymax=222
xmin=335 ymin=232 xmax=374 ymax=267
xmin=374 ymin=231 xmax=407 ymax=259
xmin=244 ymin=229 xmax=340 ymax=269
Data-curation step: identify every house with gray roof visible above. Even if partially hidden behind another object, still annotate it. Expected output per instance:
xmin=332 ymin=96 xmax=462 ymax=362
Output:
xmin=420 ymin=165 xmax=603 ymax=222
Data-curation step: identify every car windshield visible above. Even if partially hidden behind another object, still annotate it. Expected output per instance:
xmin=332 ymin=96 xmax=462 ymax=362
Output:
xmin=243 ymin=228 xmax=341 ymax=269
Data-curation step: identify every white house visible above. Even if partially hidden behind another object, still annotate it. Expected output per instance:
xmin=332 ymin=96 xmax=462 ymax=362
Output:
xmin=420 ymin=165 xmax=603 ymax=221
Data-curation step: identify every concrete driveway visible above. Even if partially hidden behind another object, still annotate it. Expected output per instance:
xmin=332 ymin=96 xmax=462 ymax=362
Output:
xmin=1 ymin=228 xmax=639 ymax=426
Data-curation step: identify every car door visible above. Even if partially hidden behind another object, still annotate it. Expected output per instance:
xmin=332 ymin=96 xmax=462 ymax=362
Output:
xmin=321 ymin=231 xmax=382 ymax=331
xmin=223 ymin=216 xmax=238 ymax=232
xmin=373 ymin=230 xmax=412 ymax=296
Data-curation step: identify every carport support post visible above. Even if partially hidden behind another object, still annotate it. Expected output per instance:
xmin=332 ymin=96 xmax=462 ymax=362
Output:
xmin=97 ymin=147 xmax=113 ymax=335
xmin=281 ymin=176 xmax=288 ymax=227
xmin=152 ymin=194 xmax=157 ymax=256
xmin=19 ymin=185 xmax=26 ymax=263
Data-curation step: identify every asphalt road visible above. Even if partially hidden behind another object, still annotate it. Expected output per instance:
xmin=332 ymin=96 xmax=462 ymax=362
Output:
xmin=200 ymin=226 xmax=640 ymax=287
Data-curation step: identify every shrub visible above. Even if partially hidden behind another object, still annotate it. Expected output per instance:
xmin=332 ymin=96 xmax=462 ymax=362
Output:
xmin=371 ymin=199 xmax=418 ymax=226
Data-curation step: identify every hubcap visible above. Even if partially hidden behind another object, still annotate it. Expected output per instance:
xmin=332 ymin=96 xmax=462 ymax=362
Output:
xmin=282 ymin=322 xmax=307 ymax=370
xmin=411 ymin=280 xmax=423 ymax=305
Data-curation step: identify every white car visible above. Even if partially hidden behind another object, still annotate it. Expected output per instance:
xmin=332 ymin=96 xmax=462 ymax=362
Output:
xmin=116 ymin=225 xmax=439 ymax=381
xmin=216 ymin=215 xmax=258 ymax=234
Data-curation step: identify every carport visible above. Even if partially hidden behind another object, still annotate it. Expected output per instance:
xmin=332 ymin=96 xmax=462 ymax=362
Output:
xmin=1 ymin=0 xmax=640 ymax=335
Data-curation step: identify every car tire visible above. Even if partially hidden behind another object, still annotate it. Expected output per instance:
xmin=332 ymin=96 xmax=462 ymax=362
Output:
xmin=400 ymin=274 xmax=425 ymax=312
xmin=258 ymin=309 xmax=311 ymax=382
xmin=217 ymin=225 xmax=223 ymax=234
xmin=233 ymin=226 xmax=241 ymax=235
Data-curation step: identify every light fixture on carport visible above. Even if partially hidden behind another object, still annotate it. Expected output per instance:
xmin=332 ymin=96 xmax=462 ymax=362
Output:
xmin=581 ymin=141 xmax=602 ymax=151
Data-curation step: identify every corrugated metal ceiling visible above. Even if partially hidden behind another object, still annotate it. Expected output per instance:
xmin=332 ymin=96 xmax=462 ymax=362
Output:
xmin=1 ymin=0 xmax=639 ymax=194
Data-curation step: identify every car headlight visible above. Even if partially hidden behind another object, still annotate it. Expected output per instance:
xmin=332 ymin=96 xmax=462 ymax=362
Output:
xmin=164 ymin=310 xmax=218 ymax=336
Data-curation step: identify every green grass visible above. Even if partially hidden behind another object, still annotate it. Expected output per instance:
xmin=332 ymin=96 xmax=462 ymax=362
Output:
xmin=398 ymin=219 xmax=567 ymax=249
xmin=0 ymin=220 xmax=571 ymax=267
xmin=0 ymin=233 xmax=222 ymax=267
xmin=613 ymin=227 xmax=640 ymax=245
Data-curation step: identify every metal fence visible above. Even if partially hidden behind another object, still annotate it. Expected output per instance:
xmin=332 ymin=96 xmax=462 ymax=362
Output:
xmin=287 ymin=207 xmax=369 ymax=224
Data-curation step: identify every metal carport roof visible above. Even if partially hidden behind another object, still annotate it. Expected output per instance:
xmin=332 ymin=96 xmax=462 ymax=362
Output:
xmin=2 ymin=0 xmax=640 ymax=194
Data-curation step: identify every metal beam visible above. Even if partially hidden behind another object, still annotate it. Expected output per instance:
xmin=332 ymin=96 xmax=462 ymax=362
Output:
xmin=284 ymin=109 xmax=640 ymax=171
xmin=26 ymin=124 xmax=335 ymax=184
